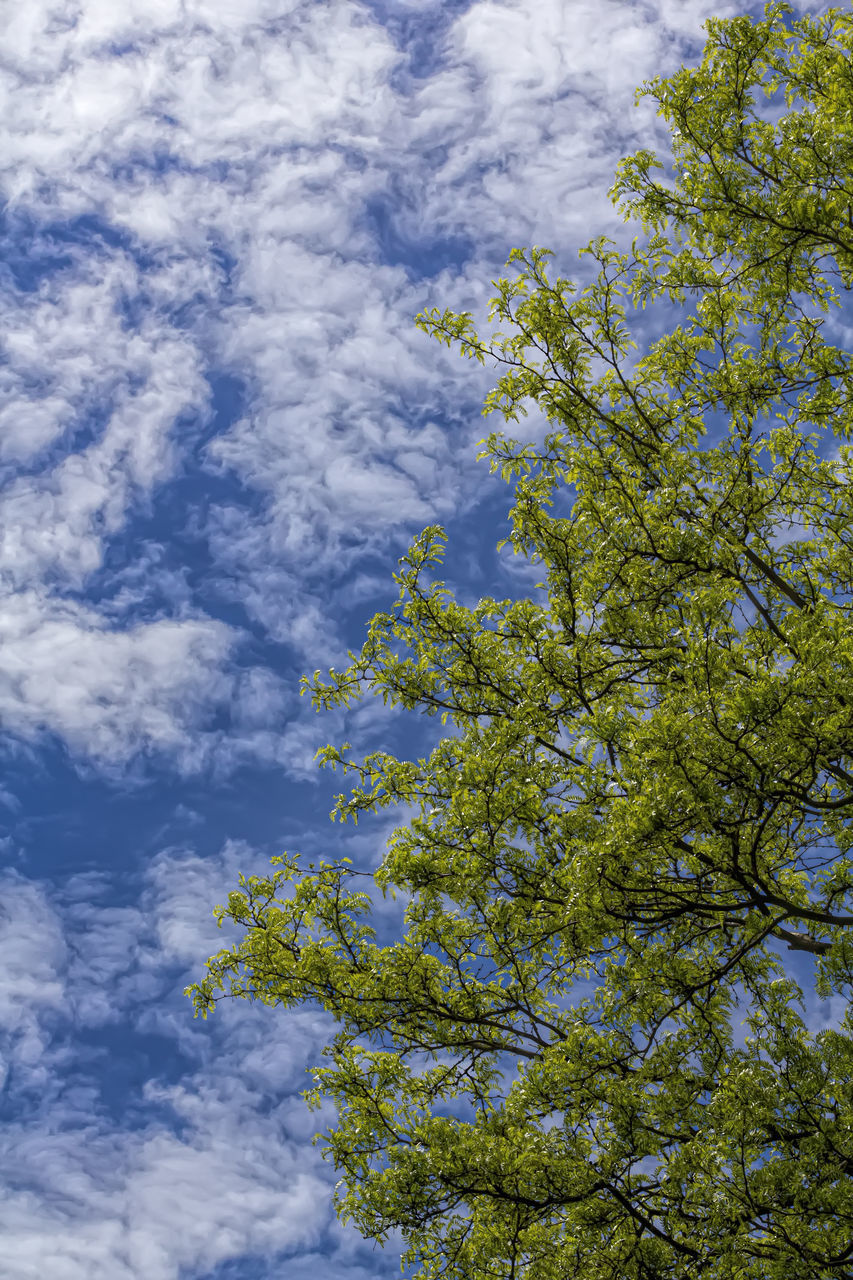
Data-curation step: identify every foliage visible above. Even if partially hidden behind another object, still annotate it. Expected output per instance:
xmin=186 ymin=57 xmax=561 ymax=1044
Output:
xmin=189 ymin=7 xmax=853 ymax=1276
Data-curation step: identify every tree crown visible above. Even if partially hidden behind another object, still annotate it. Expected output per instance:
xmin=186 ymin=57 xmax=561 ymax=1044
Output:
xmin=189 ymin=7 xmax=853 ymax=1277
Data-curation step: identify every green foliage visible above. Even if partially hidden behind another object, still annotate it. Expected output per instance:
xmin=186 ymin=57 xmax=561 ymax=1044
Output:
xmin=189 ymin=7 xmax=853 ymax=1276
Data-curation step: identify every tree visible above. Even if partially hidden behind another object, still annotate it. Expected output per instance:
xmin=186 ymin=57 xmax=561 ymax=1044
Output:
xmin=189 ymin=6 xmax=853 ymax=1276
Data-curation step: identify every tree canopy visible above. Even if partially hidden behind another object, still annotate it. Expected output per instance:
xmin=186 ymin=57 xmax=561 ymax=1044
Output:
xmin=189 ymin=6 xmax=853 ymax=1277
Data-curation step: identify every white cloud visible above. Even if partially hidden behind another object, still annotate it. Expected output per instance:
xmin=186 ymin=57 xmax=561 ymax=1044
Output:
xmin=0 ymin=251 xmax=203 ymax=465
xmin=0 ymin=593 xmax=234 ymax=765
xmin=0 ymin=846 xmax=376 ymax=1280
xmin=1 ymin=0 xmax=790 ymax=739
xmin=0 ymin=873 xmax=67 ymax=1095
xmin=4 ymin=0 xmax=758 ymax=577
xmin=1 ymin=2 xmax=398 ymax=219
xmin=395 ymin=0 xmax=750 ymax=259
xmin=183 ymin=0 xmax=772 ymax=649
xmin=0 ymin=242 xmax=255 ymax=768
xmin=0 ymin=271 xmax=208 ymax=586
xmin=0 ymin=1099 xmax=331 ymax=1280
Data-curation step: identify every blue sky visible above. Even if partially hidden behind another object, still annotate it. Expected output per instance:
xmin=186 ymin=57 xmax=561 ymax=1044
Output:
xmin=0 ymin=1 xmax=841 ymax=1276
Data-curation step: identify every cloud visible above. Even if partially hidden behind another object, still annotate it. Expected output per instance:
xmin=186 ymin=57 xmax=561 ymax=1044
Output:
xmin=0 ymin=588 xmax=320 ymax=776
xmin=393 ymin=0 xmax=752 ymax=260
xmin=182 ymin=0 xmax=766 ymax=653
xmin=1 ymin=2 xmax=398 ymax=221
xmin=0 ymin=873 xmax=67 ymax=1095
xmin=0 ymin=0 xmax=782 ymax=757
xmin=0 ymin=241 xmax=251 ymax=769
xmin=0 ymin=592 xmax=235 ymax=767
xmin=0 ymin=846 xmax=375 ymax=1280
xmin=0 ymin=1097 xmax=331 ymax=1280
xmin=0 ymin=251 xmax=208 ymax=577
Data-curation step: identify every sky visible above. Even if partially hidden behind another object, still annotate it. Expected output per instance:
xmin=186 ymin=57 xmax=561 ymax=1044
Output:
xmin=0 ymin=1 xmax=841 ymax=1277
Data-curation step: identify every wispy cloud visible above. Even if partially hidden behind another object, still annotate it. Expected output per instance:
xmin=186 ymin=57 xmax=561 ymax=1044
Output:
xmin=0 ymin=843 xmax=396 ymax=1279
xmin=2 ymin=0 xmax=758 ymax=717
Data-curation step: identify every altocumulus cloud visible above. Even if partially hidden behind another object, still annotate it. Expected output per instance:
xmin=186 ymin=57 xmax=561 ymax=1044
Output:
xmin=0 ymin=861 xmax=328 ymax=1280
xmin=0 ymin=0 xmax=821 ymax=1276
